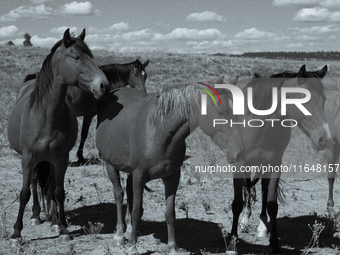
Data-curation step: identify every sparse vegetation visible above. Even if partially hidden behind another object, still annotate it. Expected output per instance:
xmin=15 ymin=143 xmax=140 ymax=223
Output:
xmin=1 ymin=45 xmax=340 ymax=254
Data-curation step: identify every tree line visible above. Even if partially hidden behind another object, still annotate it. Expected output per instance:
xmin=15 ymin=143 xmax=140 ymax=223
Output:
xmin=230 ymin=51 xmax=340 ymax=61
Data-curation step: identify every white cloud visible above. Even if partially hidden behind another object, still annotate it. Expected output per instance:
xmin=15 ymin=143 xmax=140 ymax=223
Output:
xmin=30 ymin=35 xmax=60 ymax=47
xmin=273 ymin=0 xmax=320 ymax=6
xmin=121 ymin=29 xmax=155 ymax=41
xmin=0 ymin=4 xmax=53 ymax=22
xmin=294 ymin=24 xmax=339 ymax=34
xmin=30 ymin=0 xmax=49 ymax=4
xmin=330 ymin=11 xmax=340 ymax=21
xmin=293 ymin=7 xmax=331 ymax=22
xmin=0 ymin=25 xmax=18 ymax=38
xmin=109 ymin=22 xmax=129 ymax=31
xmin=186 ymin=11 xmax=226 ymax=22
xmin=50 ymin=26 xmax=78 ymax=35
xmin=162 ymin=28 xmax=223 ymax=41
xmin=235 ymin=28 xmax=276 ymax=39
xmin=320 ymin=0 xmax=340 ymax=8
xmin=286 ymin=42 xmax=304 ymax=48
xmin=63 ymin=1 xmax=100 ymax=15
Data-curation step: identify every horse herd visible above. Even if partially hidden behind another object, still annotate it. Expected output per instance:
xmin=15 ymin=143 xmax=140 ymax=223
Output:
xmin=6 ymin=28 xmax=339 ymax=254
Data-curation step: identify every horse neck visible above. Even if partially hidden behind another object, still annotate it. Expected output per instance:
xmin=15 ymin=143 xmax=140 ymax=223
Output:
xmin=30 ymin=70 xmax=68 ymax=116
xmin=102 ymin=64 xmax=131 ymax=89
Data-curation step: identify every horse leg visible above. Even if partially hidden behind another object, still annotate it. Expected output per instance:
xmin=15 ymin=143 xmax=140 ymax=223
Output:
xmin=30 ymin=169 xmax=41 ymax=225
xmin=125 ymin=173 xmax=133 ymax=239
xmin=267 ymin=174 xmax=282 ymax=254
xmin=240 ymin=175 xmax=252 ymax=231
xmin=76 ymin=114 xmax=94 ymax=164
xmin=46 ymin=165 xmax=59 ymax=232
xmin=106 ymin=163 xmax=125 ymax=246
xmin=229 ymin=170 xmax=244 ymax=251
xmin=257 ymin=178 xmax=269 ymax=238
xmin=162 ymin=169 xmax=180 ymax=251
xmin=327 ymin=141 xmax=340 ymax=211
xmin=10 ymin=154 xmax=34 ymax=245
xmin=54 ymin=155 xmax=70 ymax=241
xmin=127 ymin=171 xmax=146 ymax=255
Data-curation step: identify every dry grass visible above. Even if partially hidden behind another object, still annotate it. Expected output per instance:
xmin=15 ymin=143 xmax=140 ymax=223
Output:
xmin=1 ymin=44 xmax=340 ymax=254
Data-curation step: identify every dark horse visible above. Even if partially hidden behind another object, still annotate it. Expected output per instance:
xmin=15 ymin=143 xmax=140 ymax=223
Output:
xmin=24 ymin=59 xmax=149 ymax=166
xmin=7 ymin=29 xmax=109 ymax=245
xmin=69 ymin=59 xmax=149 ymax=165
xmin=228 ymin=65 xmax=332 ymax=253
xmin=95 ymin=78 xmax=245 ymax=254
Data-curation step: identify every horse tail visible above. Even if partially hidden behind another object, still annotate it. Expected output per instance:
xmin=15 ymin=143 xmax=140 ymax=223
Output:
xmin=35 ymin=161 xmax=52 ymax=217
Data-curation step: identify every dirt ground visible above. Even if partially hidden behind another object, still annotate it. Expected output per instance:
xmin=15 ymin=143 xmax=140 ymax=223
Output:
xmin=1 ymin=152 xmax=340 ymax=255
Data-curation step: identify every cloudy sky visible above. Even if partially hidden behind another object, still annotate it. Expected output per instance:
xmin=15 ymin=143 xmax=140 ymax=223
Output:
xmin=0 ymin=0 xmax=339 ymax=54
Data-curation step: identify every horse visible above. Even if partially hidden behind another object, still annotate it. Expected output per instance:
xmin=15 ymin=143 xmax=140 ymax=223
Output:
xmin=7 ymin=28 xmax=109 ymax=245
xmin=95 ymin=78 xmax=245 ymax=254
xmin=71 ymin=59 xmax=149 ymax=165
xmin=270 ymin=65 xmax=328 ymax=78
xmin=228 ymin=65 xmax=332 ymax=253
xmin=24 ymin=59 xmax=149 ymax=166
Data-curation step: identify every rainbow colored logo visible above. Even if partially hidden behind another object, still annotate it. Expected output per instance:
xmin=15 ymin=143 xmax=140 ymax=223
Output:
xmin=197 ymin=82 xmax=222 ymax=106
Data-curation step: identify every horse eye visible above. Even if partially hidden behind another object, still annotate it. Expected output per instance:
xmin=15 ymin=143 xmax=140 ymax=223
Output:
xmin=72 ymin=55 xmax=80 ymax=60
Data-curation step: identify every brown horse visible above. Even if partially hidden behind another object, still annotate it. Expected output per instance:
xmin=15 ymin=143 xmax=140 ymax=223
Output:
xmin=71 ymin=59 xmax=149 ymax=165
xmin=23 ymin=59 xmax=149 ymax=166
xmin=23 ymin=59 xmax=149 ymax=227
xmin=228 ymin=65 xmax=332 ymax=253
xmin=7 ymin=29 xmax=109 ymax=245
xmin=95 ymin=78 xmax=245 ymax=254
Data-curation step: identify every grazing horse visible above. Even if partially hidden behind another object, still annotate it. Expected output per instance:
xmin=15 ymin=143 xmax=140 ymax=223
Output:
xmin=7 ymin=29 xmax=109 ymax=244
xmin=95 ymin=78 xmax=245 ymax=254
xmin=229 ymin=65 xmax=332 ymax=254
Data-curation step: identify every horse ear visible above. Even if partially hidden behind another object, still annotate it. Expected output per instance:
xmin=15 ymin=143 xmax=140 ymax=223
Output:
xmin=62 ymin=28 xmax=72 ymax=47
xmin=297 ymin=65 xmax=306 ymax=78
xmin=317 ymin=65 xmax=327 ymax=78
xmin=215 ymin=76 xmax=224 ymax=84
xmin=143 ymin=60 xmax=149 ymax=68
xmin=228 ymin=76 xmax=238 ymax=85
xmin=78 ymin=29 xmax=86 ymax=41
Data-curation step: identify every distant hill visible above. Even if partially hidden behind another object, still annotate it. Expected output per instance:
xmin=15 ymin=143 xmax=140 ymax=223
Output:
xmin=230 ymin=51 xmax=340 ymax=61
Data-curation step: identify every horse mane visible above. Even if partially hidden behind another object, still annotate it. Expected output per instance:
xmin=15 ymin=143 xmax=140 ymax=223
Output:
xmin=29 ymin=37 xmax=93 ymax=108
xmin=156 ymin=82 xmax=230 ymax=123
xmin=99 ymin=63 xmax=131 ymax=87
xmin=156 ymin=83 xmax=192 ymax=123
xmin=99 ymin=59 xmax=145 ymax=88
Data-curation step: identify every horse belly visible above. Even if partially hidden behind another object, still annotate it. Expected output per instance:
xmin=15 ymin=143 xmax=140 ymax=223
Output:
xmin=7 ymin=97 xmax=28 ymax=155
xmin=96 ymin=119 xmax=131 ymax=167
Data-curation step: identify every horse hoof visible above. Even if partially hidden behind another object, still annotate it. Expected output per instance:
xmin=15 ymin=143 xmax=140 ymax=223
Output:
xmin=126 ymin=245 xmax=139 ymax=255
xmin=59 ymin=234 xmax=72 ymax=242
xmin=113 ymin=235 xmax=125 ymax=246
xmin=30 ymin=218 xmax=41 ymax=225
xmin=9 ymin=238 xmax=20 ymax=247
xmin=226 ymin=251 xmax=238 ymax=255
xmin=51 ymin=225 xmax=61 ymax=233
